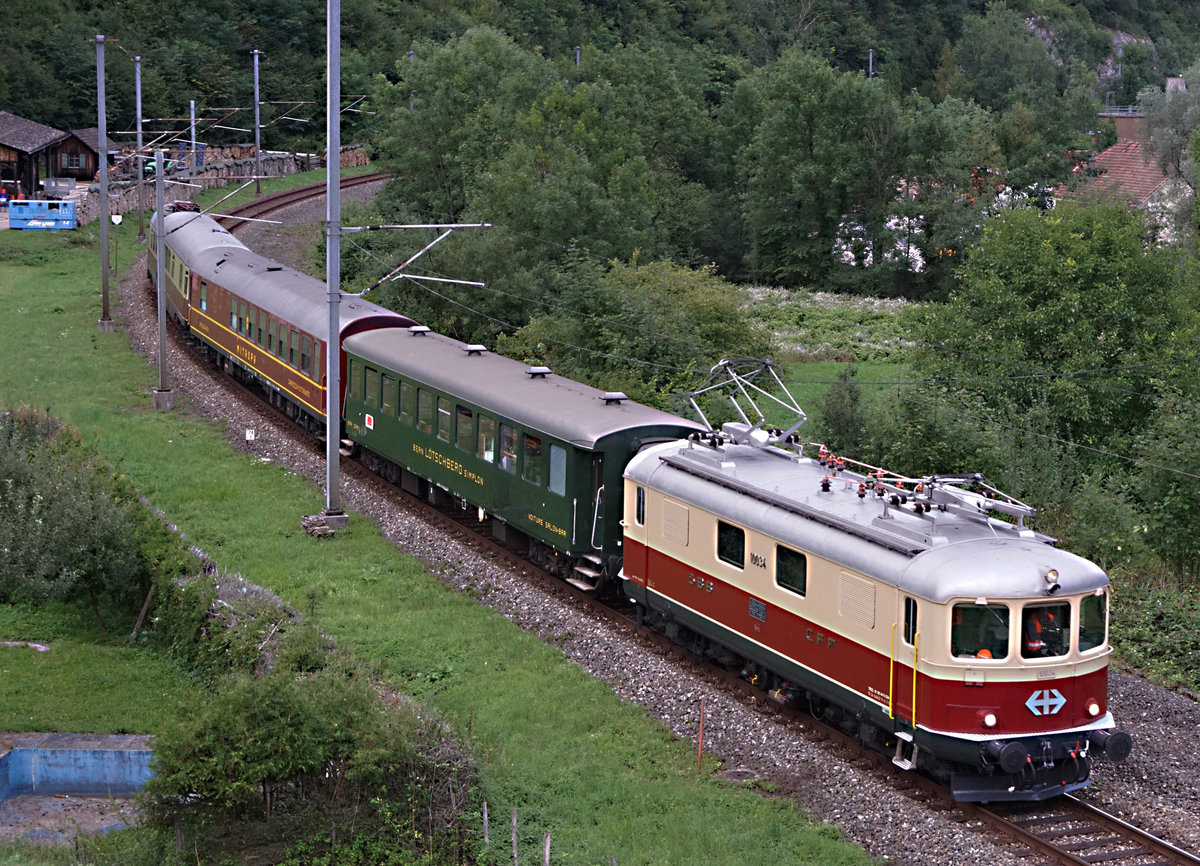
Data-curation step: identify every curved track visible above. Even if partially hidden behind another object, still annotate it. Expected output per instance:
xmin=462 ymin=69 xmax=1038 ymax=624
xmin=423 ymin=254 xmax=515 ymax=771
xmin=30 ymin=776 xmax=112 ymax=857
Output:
xmin=205 ymin=180 xmax=1200 ymax=866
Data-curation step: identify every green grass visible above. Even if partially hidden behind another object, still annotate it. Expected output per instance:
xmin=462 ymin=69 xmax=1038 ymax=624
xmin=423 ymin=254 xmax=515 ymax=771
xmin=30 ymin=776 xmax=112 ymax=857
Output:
xmin=0 ymin=177 xmax=872 ymax=864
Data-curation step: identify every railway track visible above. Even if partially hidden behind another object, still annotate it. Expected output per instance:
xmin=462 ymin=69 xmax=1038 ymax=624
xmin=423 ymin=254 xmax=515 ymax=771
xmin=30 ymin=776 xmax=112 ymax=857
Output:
xmin=214 ymin=171 xmax=389 ymax=228
xmin=195 ymin=181 xmax=1200 ymax=866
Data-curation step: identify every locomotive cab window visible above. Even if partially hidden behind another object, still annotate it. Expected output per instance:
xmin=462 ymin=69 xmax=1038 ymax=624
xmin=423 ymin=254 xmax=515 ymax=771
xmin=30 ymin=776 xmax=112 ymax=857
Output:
xmin=477 ymin=414 xmax=496 ymax=462
xmin=1079 ymin=592 xmax=1107 ymax=653
xmin=903 ymin=597 xmax=917 ymax=645
xmin=549 ymin=445 xmax=566 ymax=496
xmin=456 ymin=405 xmax=474 ymax=451
xmin=1022 ymin=603 xmax=1071 ymax=659
xmin=776 ymin=546 xmax=807 ymax=597
xmin=952 ymin=603 xmax=1009 ymax=660
xmin=522 ymin=435 xmax=543 ymax=485
xmin=717 ymin=521 xmax=745 ymax=569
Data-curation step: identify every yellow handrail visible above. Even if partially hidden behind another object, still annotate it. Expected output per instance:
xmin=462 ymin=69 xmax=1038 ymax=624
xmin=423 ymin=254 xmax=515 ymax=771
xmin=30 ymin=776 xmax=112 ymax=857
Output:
xmin=911 ymin=631 xmax=919 ymax=731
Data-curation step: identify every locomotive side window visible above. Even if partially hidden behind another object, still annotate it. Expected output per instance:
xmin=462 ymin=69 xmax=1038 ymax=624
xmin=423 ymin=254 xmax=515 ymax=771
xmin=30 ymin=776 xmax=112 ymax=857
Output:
xmin=1079 ymin=592 xmax=1107 ymax=652
xmin=382 ymin=375 xmax=397 ymax=417
xmin=717 ymin=521 xmax=745 ymax=569
xmin=903 ymin=597 xmax=917 ymax=645
xmin=301 ymin=336 xmax=313 ymax=376
xmin=477 ymin=414 xmax=496 ymax=462
xmin=775 ymin=545 xmax=807 ymax=597
xmin=1022 ymin=603 xmax=1071 ymax=659
xmin=549 ymin=445 xmax=566 ymax=496
xmin=400 ymin=381 xmax=414 ymax=425
xmin=456 ymin=405 xmax=474 ymax=451
xmin=499 ymin=424 xmax=517 ymax=473
xmin=436 ymin=397 xmax=452 ymax=442
xmin=952 ymin=603 xmax=1009 ymax=660
xmin=635 ymin=486 xmax=645 ymax=525
xmin=416 ymin=389 xmax=433 ymax=434
xmin=364 ymin=366 xmax=380 ymax=410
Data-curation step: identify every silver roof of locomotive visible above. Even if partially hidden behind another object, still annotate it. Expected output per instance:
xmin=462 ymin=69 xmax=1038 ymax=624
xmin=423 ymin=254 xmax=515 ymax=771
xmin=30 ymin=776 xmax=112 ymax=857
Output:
xmin=156 ymin=210 xmax=414 ymax=337
xmin=343 ymin=328 xmax=704 ymax=450
xmin=626 ymin=438 xmax=1108 ymax=603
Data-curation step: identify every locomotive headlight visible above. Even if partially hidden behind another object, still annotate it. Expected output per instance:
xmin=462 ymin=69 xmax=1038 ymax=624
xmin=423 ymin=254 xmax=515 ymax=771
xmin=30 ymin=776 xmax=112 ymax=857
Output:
xmin=1087 ymin=701 xmax=1101 ymax=718
xmin=980 ymin=711 xmax=998 ymax=728
xmin=1044 ymin=568 xmax=1061 ymax=595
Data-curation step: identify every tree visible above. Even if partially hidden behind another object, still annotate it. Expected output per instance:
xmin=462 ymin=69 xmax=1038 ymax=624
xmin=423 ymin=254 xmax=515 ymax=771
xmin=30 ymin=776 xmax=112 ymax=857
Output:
xmin=732 ymin=49 xmax=906 ymax=288
xmin=955 ymin=3 xmax=1059 ymax=114
xmin=913 ymin=203 xmax=1192 ymax=449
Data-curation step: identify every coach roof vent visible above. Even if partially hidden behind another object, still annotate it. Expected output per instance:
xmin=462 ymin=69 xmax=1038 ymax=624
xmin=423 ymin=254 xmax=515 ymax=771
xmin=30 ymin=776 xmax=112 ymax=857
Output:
xmin=526 ymin=366 xmax=551 ymax=378
xmin=463 ymin=344 xmax=487 ymax=356
xmin=408 ymin=325 xmax=430 ymax=336
xmin=602 ymin=391 xmax=628 ymax=405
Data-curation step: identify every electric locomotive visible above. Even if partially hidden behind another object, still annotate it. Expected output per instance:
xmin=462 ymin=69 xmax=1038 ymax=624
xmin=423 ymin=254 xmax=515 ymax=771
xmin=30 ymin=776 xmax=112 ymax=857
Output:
xmin=620 ymin=360 xmax=1132 ymax=802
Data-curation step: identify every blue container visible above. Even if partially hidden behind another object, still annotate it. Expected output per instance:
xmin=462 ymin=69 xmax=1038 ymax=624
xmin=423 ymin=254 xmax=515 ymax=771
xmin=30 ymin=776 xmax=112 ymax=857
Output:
xmin=8 ymin=199 xmax=78 ymax=230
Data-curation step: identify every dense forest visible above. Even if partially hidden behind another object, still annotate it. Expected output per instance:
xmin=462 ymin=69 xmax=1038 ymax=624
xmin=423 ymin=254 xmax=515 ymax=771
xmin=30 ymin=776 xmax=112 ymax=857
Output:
xmin=6 ymin=0 xmax=1200 ymax=591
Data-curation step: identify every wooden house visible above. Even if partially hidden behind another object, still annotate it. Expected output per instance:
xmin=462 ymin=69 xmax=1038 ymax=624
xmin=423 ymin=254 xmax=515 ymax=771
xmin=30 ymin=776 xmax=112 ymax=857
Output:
xmin=57 ymin=128 xmax=123 ymax=182
xmin=0 ymin=111 xmax=69 ymax=197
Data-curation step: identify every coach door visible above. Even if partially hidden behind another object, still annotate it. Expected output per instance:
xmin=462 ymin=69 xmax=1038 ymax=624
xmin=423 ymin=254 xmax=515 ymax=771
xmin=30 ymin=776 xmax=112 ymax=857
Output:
xmin=589 ymin=455 xmax=605 ymax=551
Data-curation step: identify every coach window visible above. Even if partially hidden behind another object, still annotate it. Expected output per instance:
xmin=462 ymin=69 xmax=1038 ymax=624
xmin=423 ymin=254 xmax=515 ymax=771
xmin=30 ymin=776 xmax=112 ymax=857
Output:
xmin=347 ymin=359 xmax=361 ymax=400
xmin=903 ymin=597 xmax=918 ymax=646
xmin=416 ymin=389 xmax=433 ymax=434
xmin=288 ymin=330 xmax=299 ymax=369
xmin=549 ymin=444 xmax=566 ymax=496
xmin=301 ymin=336 xmax=313 ymax=377
xmin=364 ymin=366 xmax=380 ymax=410
xmin=437 ymin=397 xmax=452 ymax=442
xmin=477 ymin=414 xmax=496 ymax=462
xmin=456 ymin=405 xmax=474 ymax=451
xmin=952 ymin=603 xmax=1009 ymax=660
xmin=775 ymin=545 xmax=807 ymax=597
xmin=522 ymin=434 xmax=544 ymax=485
xmin=268 ymin=319 xmax=277 ymax=355
xmin=230 ymin=301 xmax=238 ymax=331
xmin=199 ymin=281 xmax=207 ymax=312
xmin=635 ymin=486 xmax=645 ymax=525
xmin=400 ymin=381 xmax=414 ymax=425
xmin=717 ymin=521 xmax=745 ymax=569
xmin=499 ymin=424 xmax=516 ymax=473
xmin=257 ymin=311 xmax=266 ymax=347
xmin=382 ymin=375 xmax=397 ymax=417
xmin=1079 ymin=592 xmax=1107 ymax=653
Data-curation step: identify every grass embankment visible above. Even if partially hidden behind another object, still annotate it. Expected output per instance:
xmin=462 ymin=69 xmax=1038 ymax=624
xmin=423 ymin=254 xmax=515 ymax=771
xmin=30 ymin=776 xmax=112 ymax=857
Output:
xmin=0 ymin=183 xmax=869 ymax=863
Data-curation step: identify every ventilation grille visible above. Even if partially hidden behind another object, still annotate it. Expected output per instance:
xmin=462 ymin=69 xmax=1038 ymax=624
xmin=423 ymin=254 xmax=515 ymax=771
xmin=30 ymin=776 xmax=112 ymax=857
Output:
xmin=661 ymin=499 xmax=690 ymax=547
xmin=839 ymin=572 xmax=876 ymax=629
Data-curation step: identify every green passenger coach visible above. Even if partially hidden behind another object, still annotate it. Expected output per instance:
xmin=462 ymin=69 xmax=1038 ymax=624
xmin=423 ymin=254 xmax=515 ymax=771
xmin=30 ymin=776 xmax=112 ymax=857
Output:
xmin=341 ymin=327 xmax=703 ymax=590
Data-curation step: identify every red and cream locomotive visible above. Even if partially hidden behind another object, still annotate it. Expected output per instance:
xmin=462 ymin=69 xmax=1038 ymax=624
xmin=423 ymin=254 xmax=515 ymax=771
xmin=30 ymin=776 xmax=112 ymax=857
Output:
xmin=620 ymin=360 xmax=1132 ymax=801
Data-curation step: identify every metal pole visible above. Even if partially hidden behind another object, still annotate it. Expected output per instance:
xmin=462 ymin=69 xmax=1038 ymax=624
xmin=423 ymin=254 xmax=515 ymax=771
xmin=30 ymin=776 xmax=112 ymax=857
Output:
xmin=253 ymin=49 xmax=263 ymax=196
xmin=135 ymin=55 xmax=145 ymax=241
xmin=322 ymin=0 xmax=346 ymax=526
xmin=152 ymin=150 xmax=174 ymax=411
xmin=95 ymin=35 xmax=114 ymax=332
xmin=190 ymin=100 xmax=197 ymax=200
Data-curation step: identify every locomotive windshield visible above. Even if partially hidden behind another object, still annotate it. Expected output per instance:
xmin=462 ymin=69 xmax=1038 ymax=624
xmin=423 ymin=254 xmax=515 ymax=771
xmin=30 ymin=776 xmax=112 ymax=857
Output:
xmin=1079 ymin=592 xmax=1108 ymax=652
xmin=1021 ymin=602 xmax=1071 ymax=659
xmin=951 ymin=603 xmax=1010 ymax=660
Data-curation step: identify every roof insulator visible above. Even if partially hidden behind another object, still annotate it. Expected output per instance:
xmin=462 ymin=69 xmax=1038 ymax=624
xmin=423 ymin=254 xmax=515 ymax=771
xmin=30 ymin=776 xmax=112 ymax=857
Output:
xmin=409 ymin=325 xmax=430 ymax=336
xmin=527 ymin=366 xmax=551 ymax=378
xmin=463 ymin=344 xmax=487 ymax=356
xmin=602 ymin=391 xmax=628 ymax=405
